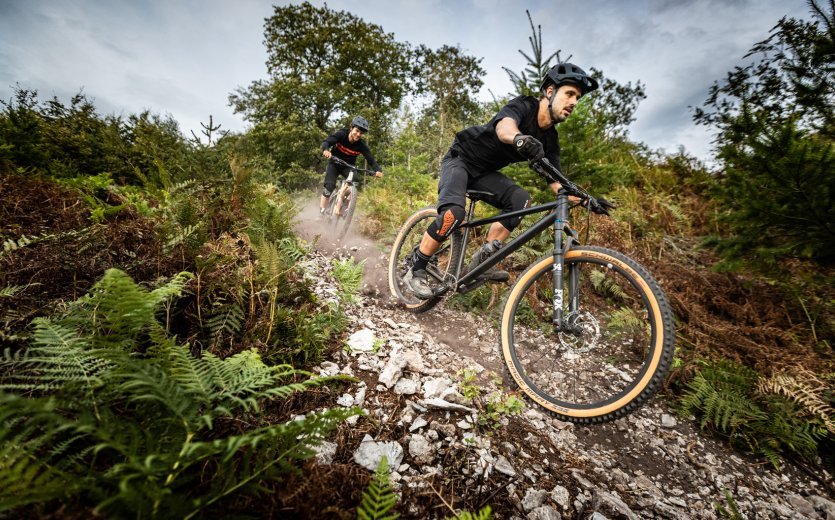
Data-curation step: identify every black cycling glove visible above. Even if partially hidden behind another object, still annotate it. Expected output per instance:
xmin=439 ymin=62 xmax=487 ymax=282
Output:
xmin=585 ymin=197 xmax=616 ymax=216
xmin=514 ymin=134 xmax=545 ymax=161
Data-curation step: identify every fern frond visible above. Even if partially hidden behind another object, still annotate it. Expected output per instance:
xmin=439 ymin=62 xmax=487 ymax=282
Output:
xmin=449 ymin=506 xmax=494 ymax=520
xmin=332 ymin=258 xmax=364 ymax=305
xmin=680 ymin=360 xmax=765 ymax=432
xmin=205 ymin=302 xmax=245 ymax=346
xmin=277 ymin=236 xmax=308 ymax=262
xmin=0 ymin=285 xmax=28 ymax=298
xmin=758 ymin=367 xmax=835 ymax=434
xmin=358 ymin=456 xmax=399 ymax=520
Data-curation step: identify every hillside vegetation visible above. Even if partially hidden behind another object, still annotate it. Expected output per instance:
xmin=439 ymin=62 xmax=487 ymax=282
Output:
xmin=1 ymin=1 xmax=833 ymax=517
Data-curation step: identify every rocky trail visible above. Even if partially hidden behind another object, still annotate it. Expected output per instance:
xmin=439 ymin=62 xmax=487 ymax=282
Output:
xmin=294 ymin=204 xmax=835 ymax=520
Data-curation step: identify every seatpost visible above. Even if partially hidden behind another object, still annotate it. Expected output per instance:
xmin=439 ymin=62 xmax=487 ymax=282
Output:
xmin=552 ymin=190 xmax=569 ymax=329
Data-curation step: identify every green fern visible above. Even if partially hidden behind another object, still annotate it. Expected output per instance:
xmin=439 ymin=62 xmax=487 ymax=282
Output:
xmin=715 ymin=488 xmax=744 ymax=520
xmin=0 ymin=268 xmax=359 ymax=517
xmin=205 ymin=301 xmax=245 ymax=347
xmin=357 ymin=456 xmax=399 ymax=520
xmin=277 ymin=236 xmax=308 ymax=263
xmin=589 ymin=269 xmax=629 ymax=302
xmin=448 ymin=506 xmax=493 ymax=520
xmin=681 ymin=359 xmax=765 ymax=432
xmin=607 ymin=306 xmax=646 ymax=336
xmin=332 ymin=257 xmax=364 ymax=305
xmin=0 ymin=285 xmax=27 ymax=298
xmin=680 ymin=359 xmax=826 ymax=468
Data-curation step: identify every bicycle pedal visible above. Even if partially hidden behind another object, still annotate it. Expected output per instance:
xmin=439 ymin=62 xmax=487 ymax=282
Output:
xmin=458 ymin=278 xmax=488 ymax=293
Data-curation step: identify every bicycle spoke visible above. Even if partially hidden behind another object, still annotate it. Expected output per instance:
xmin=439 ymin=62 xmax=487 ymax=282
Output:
xmin=501 ymin=247 xmax=674 ymax=423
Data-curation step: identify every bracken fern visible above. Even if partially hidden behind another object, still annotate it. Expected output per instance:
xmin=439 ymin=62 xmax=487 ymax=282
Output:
xmin=0 ymin=268 xmax=358 ymax=517
xmin=680 ymin=358 xmax=828 ymax=468
xmin=357 ymin=456 xmax=399 ymax=520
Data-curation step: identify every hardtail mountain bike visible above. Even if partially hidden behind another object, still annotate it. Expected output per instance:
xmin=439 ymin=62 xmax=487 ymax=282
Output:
xmin=387 ymin=157 xmax=675 ymax=423
xmin=325 ymin=156 xmax=375 ymax=239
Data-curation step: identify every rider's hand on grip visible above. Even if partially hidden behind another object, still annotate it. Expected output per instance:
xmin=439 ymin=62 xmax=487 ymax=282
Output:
xmin=586 ymin=196 xmax=616 ymax=216
xmin=514 ymin=134 xmax=545 ymax=161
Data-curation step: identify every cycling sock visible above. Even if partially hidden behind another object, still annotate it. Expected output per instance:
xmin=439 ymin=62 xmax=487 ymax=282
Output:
xmin=411 ymin=249 xmax=432 ymax=272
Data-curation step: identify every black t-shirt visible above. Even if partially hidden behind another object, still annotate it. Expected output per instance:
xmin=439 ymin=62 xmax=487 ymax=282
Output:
xmin=321 ymin=128 xmax=381 ymax=172
xmin=453 ymin=96 xmax=560 ymax=176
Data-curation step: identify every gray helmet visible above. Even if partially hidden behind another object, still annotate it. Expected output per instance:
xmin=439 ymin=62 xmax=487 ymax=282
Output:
xmin=540 ymin=63 xmax=599 ymax=95
xmin=350 ymin=115 xmax=369 ymax=132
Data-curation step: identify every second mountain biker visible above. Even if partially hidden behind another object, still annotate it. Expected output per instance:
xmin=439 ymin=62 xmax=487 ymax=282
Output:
xmin=405 ymin=63 xmax=614 ymax=299
xmin=320 ymin=115 xmax=384 ymax=217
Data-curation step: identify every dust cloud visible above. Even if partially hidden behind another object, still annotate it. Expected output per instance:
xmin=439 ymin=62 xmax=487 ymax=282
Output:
xmin=293 ymin=195 xmax=394 ymax=302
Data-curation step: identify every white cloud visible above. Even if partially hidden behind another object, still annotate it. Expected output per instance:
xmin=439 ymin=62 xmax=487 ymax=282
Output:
xmin=0 ymin=0 xmax=813 ymax=160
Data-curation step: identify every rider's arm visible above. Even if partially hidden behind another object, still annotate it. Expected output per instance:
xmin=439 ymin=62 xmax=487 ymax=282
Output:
xmin=495 ymin=117 xmax=522 ymax=145
xmin=359 ymin=141 xmax=383 ymax=176
xmin=321 ymin=129 xmax=345 ymax=159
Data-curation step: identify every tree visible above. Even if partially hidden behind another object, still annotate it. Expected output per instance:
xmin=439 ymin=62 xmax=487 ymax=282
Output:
xmin=228 ymin=2 xmax=413 ymax=176
xmin=502 ymin=10 xmax=560 ymax=97
xmin=501 ymin=11 xmax=646 ymax=195
xmin=413 ymin=44 xmax=485 ymax=171
xmin=694 ymin=0 xmax=835 ymax=264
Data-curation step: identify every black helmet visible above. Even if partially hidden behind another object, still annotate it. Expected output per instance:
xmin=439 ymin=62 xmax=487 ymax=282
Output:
xmin=351 ymin=115 xmax=369 ymax=132
xmin=540 ymin=63 xmax=599 ymax=95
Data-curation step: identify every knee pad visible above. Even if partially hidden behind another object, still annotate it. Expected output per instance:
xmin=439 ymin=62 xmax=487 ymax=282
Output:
xmin=427 ymin=205 xmax=465 ymax=241
xmin=500 ymin=186 xmax=531 ymax=231
xmin=322 ymin=185 xmax=335 ymax=197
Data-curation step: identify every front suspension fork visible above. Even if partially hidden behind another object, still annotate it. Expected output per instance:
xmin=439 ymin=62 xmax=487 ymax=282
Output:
xmin=552 ymin=194 xmax=580 ymax=332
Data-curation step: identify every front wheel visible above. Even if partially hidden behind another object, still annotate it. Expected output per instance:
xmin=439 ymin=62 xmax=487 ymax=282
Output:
xmin=334 ymin=185 xmax=357 ymax=239
xmin=500 ymin=246 xmax=675 ymax=423
xmin=388 ymin=206 xmax=463 ymax=313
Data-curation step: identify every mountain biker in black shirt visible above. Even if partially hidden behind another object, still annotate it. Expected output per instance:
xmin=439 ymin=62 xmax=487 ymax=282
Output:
xmin=406 ymin=63 xmax=614 ymax=299
xmin=319 ymin=115 xmax=383 ymax=215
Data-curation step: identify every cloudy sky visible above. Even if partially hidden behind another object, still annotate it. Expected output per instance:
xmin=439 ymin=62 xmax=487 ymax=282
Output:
xmin=0 ymin=0 xmax=814 ymax=163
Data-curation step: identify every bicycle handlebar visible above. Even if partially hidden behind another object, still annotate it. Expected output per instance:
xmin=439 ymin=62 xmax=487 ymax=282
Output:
xmin=529 ymin=157 xmax=589 ymax=200
xmin=328 ymin=156 xmax=377 ymax=175
xmin=530 ymin=158 xmax=615 ymax=216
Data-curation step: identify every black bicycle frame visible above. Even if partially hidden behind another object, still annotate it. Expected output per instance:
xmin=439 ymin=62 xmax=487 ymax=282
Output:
xmin=444 ymin=190 xmax=580 ymax=330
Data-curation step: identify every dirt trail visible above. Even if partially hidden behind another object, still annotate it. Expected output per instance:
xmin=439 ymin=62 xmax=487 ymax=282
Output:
xmin=294 ymin=197 xmax=502 ymax=372
xmin=293 ymin=197 xmax=835 ymax=519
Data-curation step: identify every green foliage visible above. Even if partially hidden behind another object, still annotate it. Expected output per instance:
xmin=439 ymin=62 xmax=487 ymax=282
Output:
xmin=502 ymin=10 xmax=560 ymax=96
xmin=331 ymin=257 xmax=365 ymax=306
xmin=680 ymin=359 xmax=828 ymax=468
xmin=715 ymin=489 xmax=744 ymax=520
xmin=448 ymin=506 xmax=493 ymax=520
xmin=711 ymin=118 xmax=834 ymax=264
xmin=695 ymin=1 xmax=835 ymax=265
xmin=357 ymin=456 xmax=399 ymax=520
xmin=0 ymin=268 xmax=357 ymax=516
xmin=229 ymin=1 xmax=414 ymax=175
xmin=0 ymin=87 xmax=194 ymax=185
xmin=457 ymin=370 xmax=524 ymax=428
xmin=413 ymin=44 xmax=485 ymax=161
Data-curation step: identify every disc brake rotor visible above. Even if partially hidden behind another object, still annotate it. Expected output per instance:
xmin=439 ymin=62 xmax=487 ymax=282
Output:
xmin=557 ymin=310 xmax=601 ymax=353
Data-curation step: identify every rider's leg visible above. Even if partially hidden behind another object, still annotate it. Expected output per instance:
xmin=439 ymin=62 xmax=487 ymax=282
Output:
xmin=407 ymin=152 xmax=468 ymax=299
xmin=466 ymin=175 xmax=531 ymax=281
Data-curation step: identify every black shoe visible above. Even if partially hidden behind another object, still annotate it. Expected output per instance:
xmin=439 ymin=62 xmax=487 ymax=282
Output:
xmin=404 ymin=268 xmax=434 ymax=300
xmin=468 ymin=240 xmax=509 ymax=282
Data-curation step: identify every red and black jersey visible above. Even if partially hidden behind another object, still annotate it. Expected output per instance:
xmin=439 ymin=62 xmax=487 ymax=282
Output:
xmin=321 ymin=128 xmax=381 ymax=172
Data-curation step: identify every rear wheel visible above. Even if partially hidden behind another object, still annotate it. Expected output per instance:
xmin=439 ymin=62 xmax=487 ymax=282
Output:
xmin=499 ymin=246 xmax=675 ymax=423
xmin=388 ymin=206 xmax=463 ymax=313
